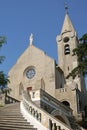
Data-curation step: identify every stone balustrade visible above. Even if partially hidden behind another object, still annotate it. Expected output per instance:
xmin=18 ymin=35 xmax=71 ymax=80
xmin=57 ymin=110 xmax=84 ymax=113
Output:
xmin=20 ymin=91 xmax=73 ymax=130
xmin=5 ymin=95 xmax=19 ymax=104
xmin=58 ymin=88 xmax=67 ymax=93
xmin=23 ymin=100 xmax=41 ymax=122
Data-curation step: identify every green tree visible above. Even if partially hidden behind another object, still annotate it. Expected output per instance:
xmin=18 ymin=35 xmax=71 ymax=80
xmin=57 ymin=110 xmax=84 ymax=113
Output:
xmin=66 ymin=34 xmax=87 ymax=79
xmin=0 ymin=36 xmax=9 ymax=91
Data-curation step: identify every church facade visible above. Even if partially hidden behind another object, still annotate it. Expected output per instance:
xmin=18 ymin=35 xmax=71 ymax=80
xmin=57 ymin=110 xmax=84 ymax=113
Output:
xmin=8 ymin=10 xmax=87 ymax=125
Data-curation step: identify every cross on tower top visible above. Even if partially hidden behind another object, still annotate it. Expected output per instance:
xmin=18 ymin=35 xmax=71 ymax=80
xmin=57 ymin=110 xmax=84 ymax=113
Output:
xmin=65 ymin=3 xmax=68 ymax=14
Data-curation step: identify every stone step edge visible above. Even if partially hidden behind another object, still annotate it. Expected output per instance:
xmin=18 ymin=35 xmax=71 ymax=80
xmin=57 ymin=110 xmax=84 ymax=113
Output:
xmin=0 ymin=127 xmax=37 ymax=130
xmin=0 ymin=120 xmax=30 ymax=123
xmin=0 ymin=122 xmax=30 ymax=126
xmin=0 ymin=124 xmax=34 ymax=129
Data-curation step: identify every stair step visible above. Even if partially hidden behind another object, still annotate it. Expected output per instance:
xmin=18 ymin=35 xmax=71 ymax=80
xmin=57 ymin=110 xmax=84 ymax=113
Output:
xmin=0 ymin=111 xmax=22 ymax=114
xmin=0 ymin=109 xmax=20 ymax=111
xmin=0 ymin=123 xmax=33 ymax=128
xmin=0 ymin=118 xmax=27 ymax=121
xmin=0 ymin=116 xmax=25 ymax=119
xmin=0 ymin=126 xmax=37 ymax=130
xmin=0 ymin=120 xmax=30 ymax=123
xmin=0 ymin=115 xmax=23 ymax=117
xmin=0 ymin=103 xmax=37 ymax=130
xmin=0 ymin=124 xmax=35 ymax=130
xmin=0 ymin=113 xmax=22 ymax=116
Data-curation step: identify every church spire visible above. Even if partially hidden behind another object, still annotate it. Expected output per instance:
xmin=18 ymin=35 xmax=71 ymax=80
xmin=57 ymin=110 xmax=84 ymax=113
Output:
xmin=61 ymin=6 xmax=75 ymax=34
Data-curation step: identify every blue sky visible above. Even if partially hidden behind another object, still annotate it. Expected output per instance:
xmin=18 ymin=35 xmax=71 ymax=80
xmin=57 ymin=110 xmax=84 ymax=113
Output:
xmin=0 ymin=0 xmax=87 ymax=77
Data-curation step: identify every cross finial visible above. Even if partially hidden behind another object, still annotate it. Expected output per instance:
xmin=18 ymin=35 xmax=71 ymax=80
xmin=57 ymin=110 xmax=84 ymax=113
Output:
xmin=65 ymin=3 xmax=68 ymax=14
xmin=29 ymin=33 xmax=33 ymax=45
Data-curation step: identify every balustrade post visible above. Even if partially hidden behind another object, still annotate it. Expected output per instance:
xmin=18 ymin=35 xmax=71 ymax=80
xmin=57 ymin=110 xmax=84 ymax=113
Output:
xmin=26 ymin=105 xmax=28 ymax=110
xmin=52 ymin=123 xmax=56 ymax=130
xmin=56 ymin=126 xmax=61 ymax=130
xmin=29 ymin=106 xmax=32 ymax=114
xmin=32 ymin=109 xmax=35 ymax=116
xmin=35 ymin=111 xmax=38 ymax=119
xmin=27 ymin=105 xmax=29 ymax=111
xmin=38 ymin=113 xmax=41 ymax=122
xmin=49 ymin=119 xmax=52 ymax=130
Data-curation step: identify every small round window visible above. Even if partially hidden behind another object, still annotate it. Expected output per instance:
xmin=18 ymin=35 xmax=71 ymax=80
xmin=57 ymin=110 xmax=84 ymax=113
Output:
xmin=26 ymin=68 xmax=35 ymax=79
xmin=63 ymin=37 xmax=69 ymax=43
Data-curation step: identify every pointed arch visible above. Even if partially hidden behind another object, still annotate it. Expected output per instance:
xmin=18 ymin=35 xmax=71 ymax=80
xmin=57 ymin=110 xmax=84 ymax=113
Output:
xmin=64 ymin=44 xmax=70 ymax=55
xmin=51 ymin=110 xmax=71 ymax=126
xmin=41 ymin=78 xmax=45 ymax=90
xmin=19 ymin=82 xmax=24 ymax=95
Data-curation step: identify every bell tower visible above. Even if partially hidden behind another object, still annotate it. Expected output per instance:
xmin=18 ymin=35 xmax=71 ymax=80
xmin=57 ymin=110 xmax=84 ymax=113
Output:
xmin=56 ymin=8 xmax=87 ymax=120
xmin=56 ymin=8 xmax=86 ymax=92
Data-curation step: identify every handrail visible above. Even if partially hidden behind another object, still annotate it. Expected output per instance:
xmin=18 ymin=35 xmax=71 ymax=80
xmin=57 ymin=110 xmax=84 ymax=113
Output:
xmin=20 ymin=90 xmax=73 ymax=130
xmin=5 ymin=95 xmax=19 ymax=104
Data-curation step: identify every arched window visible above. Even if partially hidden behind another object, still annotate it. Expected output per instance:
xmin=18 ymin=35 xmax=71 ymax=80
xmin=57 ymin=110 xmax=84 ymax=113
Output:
xmin=41 ymin=78 xmax=45 ymax=90
xmin=64 ymin=44 xmax=70 ymax=55
xmin=19 ymin=82 xmax=24 ymax=95
xmin=62 ymin=101 xmax=70 ymax=107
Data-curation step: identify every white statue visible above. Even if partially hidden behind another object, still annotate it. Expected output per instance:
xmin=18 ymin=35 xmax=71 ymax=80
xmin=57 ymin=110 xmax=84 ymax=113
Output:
xmin=29 ymin=33 xmax=33 ymax=45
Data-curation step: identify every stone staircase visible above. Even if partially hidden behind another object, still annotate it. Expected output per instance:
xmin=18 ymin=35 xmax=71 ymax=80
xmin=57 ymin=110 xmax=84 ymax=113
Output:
xmin=0 ymin=103 xmax=37 ymax=130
